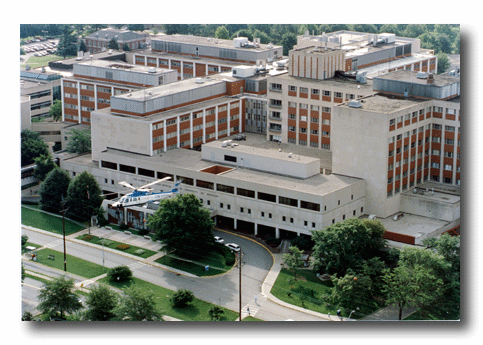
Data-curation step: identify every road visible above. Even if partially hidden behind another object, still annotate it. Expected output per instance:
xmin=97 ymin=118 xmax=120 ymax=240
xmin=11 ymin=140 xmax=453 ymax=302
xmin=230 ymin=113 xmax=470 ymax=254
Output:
xmin=21 ymin=227 xmax=328 ymax=321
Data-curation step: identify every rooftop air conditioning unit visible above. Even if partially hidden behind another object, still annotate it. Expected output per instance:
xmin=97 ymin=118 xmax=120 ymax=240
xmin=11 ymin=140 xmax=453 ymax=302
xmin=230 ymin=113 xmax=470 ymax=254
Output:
xmin=195 ymin=77 xmax=204 ymax=84
xmin=348 ymin=100 xmax=362 ymax=108
xmin=417 ymin=72 xmax=428 ymax=79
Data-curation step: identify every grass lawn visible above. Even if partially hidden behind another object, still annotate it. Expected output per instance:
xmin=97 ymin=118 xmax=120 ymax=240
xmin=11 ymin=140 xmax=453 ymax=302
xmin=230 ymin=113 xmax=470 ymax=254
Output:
xmin=271 ymin=268 xmax=337 ymax=315
xmin=155 ymin=246 xmax=235 ymax=277
xmin=21 ymin=54 xmax=68 ymax=68
xmin=21 ymin=206 xmax=86 ymax=235
xmin=76 ymin=234 xmax=157 ymax=259
xmin=33 ymin=248 xmax=109 ymax=279
xmin=98 ymin=276 xmax=239 ymax=321
xmin=242 ymin=316 xmax=264 ymax=321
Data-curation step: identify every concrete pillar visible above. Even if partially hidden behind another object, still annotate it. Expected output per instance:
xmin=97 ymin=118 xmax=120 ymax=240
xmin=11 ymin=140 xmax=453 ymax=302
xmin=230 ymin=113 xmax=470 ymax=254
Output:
xmin=254 ymin=223 xmax=258 ymax=236
xmin=234 ymin=218 xmax=238 ymax=230
xmin=275 ymin=228 xmax=280 ymax=239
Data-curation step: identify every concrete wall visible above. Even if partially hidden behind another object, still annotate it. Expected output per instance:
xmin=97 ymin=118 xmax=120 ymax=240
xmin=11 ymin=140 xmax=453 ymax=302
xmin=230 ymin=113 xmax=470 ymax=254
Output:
xmin=400 ymin=193 xmax=460 ymax=222
xmin=91 ymin=111 xmax=151 ymax=161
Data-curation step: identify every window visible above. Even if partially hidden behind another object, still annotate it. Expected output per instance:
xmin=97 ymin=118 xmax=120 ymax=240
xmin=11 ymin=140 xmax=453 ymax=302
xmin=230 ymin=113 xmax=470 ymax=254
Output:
xmin=258 ymin=192 xmax=276 ymax=203
xmin=279 ymin=196 xmax=298 ymax=207
xmin=334 ymin=92 xmax=342 ymax=98
xmin=300 ymin=87 xmax=308 ymax=93
xmin=289 ymin=85 xmax=297 ymax=92
xmin=445 ymin=125 xmax=455 ymax=132
xmin=444 ymin=164 xmax=453 ymax=171
xmin=300 ymin=201 xmax=320 ymax=212
xmin=217 ymin=184 xmax=234 ymax=194
xmin=196 ymin=180 xmax=214 ymax=190
xmin=237 ymin=188 xmax=255 ymax=198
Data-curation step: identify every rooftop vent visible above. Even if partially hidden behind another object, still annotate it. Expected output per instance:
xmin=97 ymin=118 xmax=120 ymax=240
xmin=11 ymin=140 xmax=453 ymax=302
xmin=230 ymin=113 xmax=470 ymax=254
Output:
xmin=148 ymin=67 xmax=157 ymax=73
xmin=417 ymin=72 xmax=428 ymax=79
xmin=348 ymin=100 xmax=362 ymax=108
xmin=195 ymin=77 xmax=204 ymax=84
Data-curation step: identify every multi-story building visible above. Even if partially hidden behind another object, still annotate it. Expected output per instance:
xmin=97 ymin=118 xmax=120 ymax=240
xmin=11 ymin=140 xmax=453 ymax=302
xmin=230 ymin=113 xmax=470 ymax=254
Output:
xmin=61 ymin=60 xmax=178 ymax=125
xmin=21 ymin=67 xmax=62 ymax=122
xmin=129 ymin=35 xmax=284 ymax=81
xmin=331 ymin=70 xmax=460 ymax=218
xmin=296 ymin=30 xmax=437 ymax=78
xmin=83 ymin=29 xmax=146 ymax=53
xmin=266 ymin=45 xmax=374 ymax=148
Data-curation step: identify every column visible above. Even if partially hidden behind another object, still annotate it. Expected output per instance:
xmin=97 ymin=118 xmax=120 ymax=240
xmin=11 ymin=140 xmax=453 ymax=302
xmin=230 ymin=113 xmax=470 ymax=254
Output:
xmin=215 ymin=105 xmax=219 ymax=139
xmin=177 ymin=116 xmax=180 ymax=148
xmin=275 ymin=228 xmax=280 ymax=239
xmin=76 ymin=81 xmax=81 ymax=124
xmin=163 ymin=119 xmax=167 ymax=152
xmin=190 ymin=111 xmax=194 ymax=148
xmin=254 ymin=223 xmax=258 ymax=236
xmin=202 ymin=109 xmax=206 ymax=143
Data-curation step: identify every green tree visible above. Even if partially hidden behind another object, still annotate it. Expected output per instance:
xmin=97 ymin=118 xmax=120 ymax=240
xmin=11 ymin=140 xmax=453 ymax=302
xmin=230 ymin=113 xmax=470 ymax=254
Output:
xmin=311 ymin=218 xmax=387 ymax=276
xmin=147 ymin=193 xmax=215 ymax=255
xmin=208 ymin=304 xmax=225 ymax=321
xmin=22 ymin=311 xmax=34 ymax=321
xmin=49 ymin=99 xmax=62 ymax=122
xmin=33 ymin=153 xmax=56 ymax=181
xmin=84 ymin=284 xmax=119 ymax=321
xmin=56 ymin=25 xmax=78 ymax=58
xmin=437 ymin=52 xmax=450 ymax=74
xmin=37 ymin=275 xmax=83 ymax=319
xmin=21 ymin=129 xmax=49 ymax=167
xmin=127 ymin=24 xmax=145 ymax=32
xmin=114 ymin=285 xmax=162 ymax=321
xmin=281 ymin=32 xmax=297 ymax=56
xmin=214 ymin=26 xmax=230 ymax=40
xmin=65 ymin=171 xmax=103 ymax=222
xmin=329 ymin=270 xmax=373 ymax=313
xmin=39 ymin=167 xmax=71 ymax=213
xmin=66 ymin=128 xmax=91 ymax=154
xmin=283 ymin=246 xmax=304 ymax=278
xmin=78 ymin=40 xmax=87 ymax=52
xmin=108 ymin=38 xmax=119 ymax=50
xmin=21 ymin=234 xmax=29 ymax=248
xmin=122 ymin=43 xmax=131 ymax=51
xmin=170 ymin=289 xmax=195 ymax=308
xmin=107 ymin=265 xmax=133 ymax=283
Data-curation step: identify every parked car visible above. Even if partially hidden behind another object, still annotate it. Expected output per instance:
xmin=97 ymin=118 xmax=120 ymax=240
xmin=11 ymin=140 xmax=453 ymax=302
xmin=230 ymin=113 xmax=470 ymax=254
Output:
xmin=214 ymin=236 xmax=224 ymax=244
xmin=225 ymin=243 xmax=240 ymax=252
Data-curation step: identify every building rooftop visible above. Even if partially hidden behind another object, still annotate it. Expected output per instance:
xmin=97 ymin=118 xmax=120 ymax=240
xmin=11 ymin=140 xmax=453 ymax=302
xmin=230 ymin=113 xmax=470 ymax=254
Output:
xmin=374 ymin=69 xmax=460 ymax=87
xmin=85 ymin=29 xmax=146 ymax=42
xmin=272 ymin=72 xmax=374 ymax=91
xmin=152 ymin=34 xmax=282 ymax=52
xmin=75 ymin=59 xmax=173 ymax=76
xmin=337 ymin=93 xmax=427 ymax=113
xmin=98 ymin=145 xmax=359 ymax=198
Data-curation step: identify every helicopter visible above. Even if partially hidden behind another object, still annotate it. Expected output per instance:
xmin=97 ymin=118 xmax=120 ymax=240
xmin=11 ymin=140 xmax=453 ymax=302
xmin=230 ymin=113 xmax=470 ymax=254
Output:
xmin=111 ymin=177 xmax=180 ymax=208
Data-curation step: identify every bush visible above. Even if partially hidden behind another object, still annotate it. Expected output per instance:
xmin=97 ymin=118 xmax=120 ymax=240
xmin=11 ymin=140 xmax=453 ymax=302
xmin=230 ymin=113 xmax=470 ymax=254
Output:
xmin=115 ymin=244 xmax=130 ymax=250
xmin=170 ymin=289 xmax=194 ymax=308
xmin=119 ymin=223 xmax=128 ymax=230
xmin=134 ymin=249 xmax=145 ymax=256
xmin=83 ymin=235 xmax=94 ymax=241
xmin=290 ymin=235 xmax=315 ymax=252
xmin=107 ymin=265 xmax=132 ymax=282
xmin=265 ymin=236 xmax=281 ymax=246
xmin=138 ymin=229 xmax=149 ymax=236
xmin=208 ymin=305 xmax=225 ymax=321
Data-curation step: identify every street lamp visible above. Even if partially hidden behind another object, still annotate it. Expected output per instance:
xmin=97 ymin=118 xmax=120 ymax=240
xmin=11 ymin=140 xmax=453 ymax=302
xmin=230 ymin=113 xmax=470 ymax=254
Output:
xmin=60 ymin=196 xmax=68 ymax=272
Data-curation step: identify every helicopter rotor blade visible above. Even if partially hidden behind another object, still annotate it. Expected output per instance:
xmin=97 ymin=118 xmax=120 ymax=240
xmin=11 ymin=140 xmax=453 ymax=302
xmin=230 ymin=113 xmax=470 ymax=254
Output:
xmin=119 ymin=181 xmax=136 ymax=190
xmin=138 ymin=176 xmax=172 ymax=190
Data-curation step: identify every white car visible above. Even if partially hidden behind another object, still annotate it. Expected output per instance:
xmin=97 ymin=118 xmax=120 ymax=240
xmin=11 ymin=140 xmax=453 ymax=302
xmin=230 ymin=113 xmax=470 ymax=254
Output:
xmin=214 ymin=236 xmax=224 ymax=244
xmin=225 ymin=243 xmax=240 ymax=252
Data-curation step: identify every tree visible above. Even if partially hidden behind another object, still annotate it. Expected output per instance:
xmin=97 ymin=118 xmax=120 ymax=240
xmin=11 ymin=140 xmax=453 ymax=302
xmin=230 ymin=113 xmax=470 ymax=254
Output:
xmin=122 ymin=43 xmax=131 ymax=51
xmin=21 ymin=129 xmax=49 ymax=167
xmin=33 ymin=153 xmax=56 ymax=181
xmin=56 ymin=25 xmax=78 ymax=58
xmin=214 ymin=26 xmax=230 ymax=40
xmin=65 ymin=171 xmax=103 ymax=221
xmin=21 ymin=235 xmax=29 ymax=248
xmin=107 ymin=38 xmax=119 ymax=50
xmin=39 ymin=167 xmax=71 ymax=213
xmin=114 ymin=285 xmax=162 ymax=321
xmin=329 ymin=270 xmax=373 ymax=313
xmin=383 ymin=246 xmax=450 ymax=319
xmin=49 ymin=99 xmax=62 ymax=121
xmin=66 ymin=128 xmax=91 ymax=154
xmin=437 ymin=52 xmax=450 ymax=74
xmin=283 ymin=246 xmax=304 ymax=278
xmin=22 ymin=311 xmax=34 ymax=321
xmin=281 ymin=32 xmax=297 ymax=56
xmin=78 ymin=40 xmax=87 ymax=53
xmin=127 ymin=24 xmax=145 ymax=32
xmin=311 ymin=218 xmax=387 ymax=276
xmin=84 ymin=284 xmax=119 ymax=321
xmin=37 ymin=275 xmax=83 ymax=319
xmin=107 ymin=265 xmax=132 ymax=283
xmin=147 ymin=193 xmax=215 ymax=255
xmin=208 ymin=305 xmax=225 ymax=321
xmin=170 ymin=289 xmax=194 ymax=308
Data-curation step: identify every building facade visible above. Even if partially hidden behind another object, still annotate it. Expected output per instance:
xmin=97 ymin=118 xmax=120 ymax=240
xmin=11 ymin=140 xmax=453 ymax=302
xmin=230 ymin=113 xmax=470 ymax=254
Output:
xmin=83 ymin=29 xmax=146 ymax=53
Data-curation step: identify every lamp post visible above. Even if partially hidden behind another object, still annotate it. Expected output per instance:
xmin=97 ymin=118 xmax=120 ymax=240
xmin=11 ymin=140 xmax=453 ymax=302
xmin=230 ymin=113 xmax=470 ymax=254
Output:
xmin=60 ymin=206 xmax=68 ymax=272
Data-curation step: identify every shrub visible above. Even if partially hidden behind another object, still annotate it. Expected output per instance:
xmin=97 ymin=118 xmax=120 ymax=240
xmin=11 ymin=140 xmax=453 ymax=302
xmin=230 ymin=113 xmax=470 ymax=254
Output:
xmin=265 ymin=236 xmax=282 ymax=246
xmin=134 ymin=249 xmax=145 ymax=256
xmin=208 ymin=305 xmax=225 ymax=321
xmin=115 ymin=244 xmax=130 ymax=250
xmin=170 ymin=289 xmax=194 ymax=308
xmin=119 ymin=222 xmax=128 ymax=230
xmin=83 ymin=235 xmax=94 ymax=241
xmin=107 ymin=265 xmax=132 ymax=282
xmin=98 ymin=239 xmax=113 ymax=247
xmin=138 ymin=229 xmax=149 ymax=236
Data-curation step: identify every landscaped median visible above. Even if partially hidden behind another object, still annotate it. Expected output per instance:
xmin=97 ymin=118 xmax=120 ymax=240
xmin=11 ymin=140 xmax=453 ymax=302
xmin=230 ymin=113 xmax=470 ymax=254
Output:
xmin=76 ymin=234 xmax=157 ymax=259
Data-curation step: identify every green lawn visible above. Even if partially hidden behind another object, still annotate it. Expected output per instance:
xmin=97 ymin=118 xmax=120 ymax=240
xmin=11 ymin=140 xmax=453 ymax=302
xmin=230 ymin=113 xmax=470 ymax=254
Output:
xmin=155 ymin=246 xmax=235 ymax=277
xmin=76 ymin=234 xmax=157 ymax=259
xmin=22 ymin=242 xmax=41 ymax=254
xmin=21 ymin=54 xmax=70 ymax=68
xmin=271 ymin=268 xmax=337 ymax=315
xmin=21 ymin=206 xmax=85 ymax=235
xmin=99 ymin=276 xmax=239 ymax=321
xmin=242 ymin=316 xmax=264 ymax=321
xmin=33 ymin=248 xmax=109 ymax=278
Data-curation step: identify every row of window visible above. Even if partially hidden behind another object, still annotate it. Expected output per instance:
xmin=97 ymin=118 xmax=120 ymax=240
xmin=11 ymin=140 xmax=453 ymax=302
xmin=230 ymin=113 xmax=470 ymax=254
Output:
xmin=270 ymin=83 xmax=360 ymax=101
xmin=390 ymin=108 xmax=459 ymax=128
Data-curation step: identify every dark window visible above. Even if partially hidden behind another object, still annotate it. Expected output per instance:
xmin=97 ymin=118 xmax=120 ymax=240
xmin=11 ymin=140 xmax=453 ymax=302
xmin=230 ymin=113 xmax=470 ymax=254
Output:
xmin=120 ymin=164 xmax=136 ymax=174
xmin=279 ymin=196 xmax=298 ymax=207
xmin=138 ymin=168 xmax=155 ymax=178
xmin=178 ymin=176 xmax=194 ymax=185
xmin=196 ymin=180 xmax=214 ymax=190
xmin=101 ymin=161 xmax=117 ymax=170
xmin=258 ymin=192 xmax=276 ymax=203
xmin=224 ymin=155 xmax=237 ymax=163
xmin=157 ymin=172 xmax=174 ymax=181
xmin=237 ymin=188 xmax=255 ymax=198
xmin=300 ymin=201 xmax=320 ymax=212
xmin=217 ymin=184 xmax=234 ymax=194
